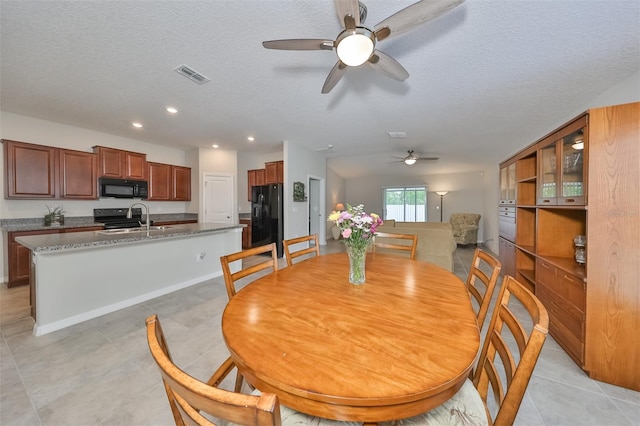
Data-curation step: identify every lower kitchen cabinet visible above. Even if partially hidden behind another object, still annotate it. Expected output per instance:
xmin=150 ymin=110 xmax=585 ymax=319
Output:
xmin=240 ymin=219 xmax=251 ymax=249
xmin=7 ymin=226 xmax=104 ymax=287
xmin=8 ymin=229 xmax=60 ymax=287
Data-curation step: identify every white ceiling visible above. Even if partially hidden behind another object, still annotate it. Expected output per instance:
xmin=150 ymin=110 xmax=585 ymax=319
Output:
xmin=1 ymin=1 xmax=638 ymax=179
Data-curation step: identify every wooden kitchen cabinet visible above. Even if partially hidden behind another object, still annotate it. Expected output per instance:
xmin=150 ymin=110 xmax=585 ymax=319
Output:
xmin=7 ymin=226 xmax=104 ymax=287
xmin=247 ymin=168 xmax=266 ymax=200
xmin=265 ymin=161 xmax=284 ymax=184
xmin=59 ymin=149 xmax=98 ymax=199
xmin=3 ymin=140 xmax=56 ymax=198
xmin=3 ymin=140 xmax=98 ymax=200
xmin=248 ymin=161 xmax=283 ymax=200
xmin=147 ymin=162 xmax=171 ymax=200
xmin=240 ymin=219 xmax=252 ymax=249
xmin=8 ymin=229 xmax=59 ymax=287
xmin=172 ymin=166 xmax=191 ymax=201
xmin=499 ymin=102 xmax=639 ymax=391
xmin=147 ymin=162 xmax=191 ymax=201
xmin=93 ymin=146 xmax=147 ymax=180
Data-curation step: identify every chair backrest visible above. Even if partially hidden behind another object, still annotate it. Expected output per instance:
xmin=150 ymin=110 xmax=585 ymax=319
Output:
xmin=373 ymin=232 xmax=418 ymax=259
xmin=466 ymin=248 xmax=502 ymax=330
xmin=450 ymin=213 xmax=481 ymax=228
xmin=472 ymin=275 xmax=549 ymax=426
xmin=220 ymin=243 xmax=278 ymax=300
xmin=146 ymin=315 xmax=282 ymax=426
xmin=283 ymin=234 xmax=320 ymax=267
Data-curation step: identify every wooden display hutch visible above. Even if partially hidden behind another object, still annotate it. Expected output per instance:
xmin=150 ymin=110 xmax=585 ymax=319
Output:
xmin=498 ymin=102 xmax=639 ymax=391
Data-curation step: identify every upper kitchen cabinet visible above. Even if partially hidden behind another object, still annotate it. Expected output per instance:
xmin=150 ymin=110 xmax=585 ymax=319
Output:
xmin=3 ymin=139 xmax=98 ymax=199
xmin=265 ymin=161 xmax=284 ymax=184
xmin=93 ymin=146 xmax=147 ymax=180
xmin=58 ymin=149 xmax=98 ymax=199
xmin=172 ymin=165 xmax=191 ymax=201
xmin=147 ymin=162 xmax=191 ymax=201
xmin=3 ymin=139 xmax=56 ymax=198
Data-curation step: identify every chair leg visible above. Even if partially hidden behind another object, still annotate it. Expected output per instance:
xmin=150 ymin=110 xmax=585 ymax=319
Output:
xmin=234 ymin=371 xmax=244 ymax=393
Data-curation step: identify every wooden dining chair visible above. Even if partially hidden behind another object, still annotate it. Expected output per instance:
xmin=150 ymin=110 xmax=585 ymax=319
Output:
xmin=466 ymin=248 xmax=502 ymax=331
xmin=146 ymin=315 xmax=359 ymax=426
xmin=372 ymin=232 xmax=418 ymax=259
xmin=283 ymin=234 xmax=320 ymax=267
xmin=391 ymin=275 xmax=549 ymax=426
xmin=220 ymin=243 xmax=278 ymax=300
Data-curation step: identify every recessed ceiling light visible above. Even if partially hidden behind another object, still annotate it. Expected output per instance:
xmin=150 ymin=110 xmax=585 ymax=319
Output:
xmin=247 ymin=136 xmax=255 ymax=142
xmin=212 ymin=144 xmax=219 ymax=149
xmin=166 ymin=106 xmax=178 ymax=114
xmin=132 ymin=122 xmax=143 ymax=128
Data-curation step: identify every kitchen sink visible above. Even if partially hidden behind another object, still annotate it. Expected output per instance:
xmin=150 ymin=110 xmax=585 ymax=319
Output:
xmin=97 ymin=225 xmax=177 ymax=235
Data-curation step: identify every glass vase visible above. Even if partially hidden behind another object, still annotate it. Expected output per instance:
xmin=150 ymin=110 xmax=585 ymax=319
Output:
xmin=345 ymin=243 xmax=367 ymax=285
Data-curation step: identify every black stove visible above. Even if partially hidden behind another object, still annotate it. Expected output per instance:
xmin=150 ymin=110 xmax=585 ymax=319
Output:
xmin=94 ymin=208 xmax=146 ymax=229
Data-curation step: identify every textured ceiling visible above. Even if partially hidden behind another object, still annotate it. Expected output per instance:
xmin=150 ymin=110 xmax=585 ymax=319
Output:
xmin=1 ymin=0 xmax=639 ymax=178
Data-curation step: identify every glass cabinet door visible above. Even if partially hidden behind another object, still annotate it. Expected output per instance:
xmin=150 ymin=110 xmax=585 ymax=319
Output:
xmin=559 ymin=128 xmax=586 ymax=205
xmin=507 ymin=163 xmax=516 ymax=204
xmin=538 ymin=142 xmax=558 ymax=205
xmin=500 ymin=165 xmax=508 ymax=204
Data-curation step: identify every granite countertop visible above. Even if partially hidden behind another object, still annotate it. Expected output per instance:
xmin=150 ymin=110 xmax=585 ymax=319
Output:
xmin=15 ymin=222 xmax=242 ymax=253
xmin=0 ymin=213 xmax=198 ymax=232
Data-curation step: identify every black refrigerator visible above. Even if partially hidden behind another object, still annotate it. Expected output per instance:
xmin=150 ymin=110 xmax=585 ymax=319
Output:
xmin=251 ymin=184 xmax=284 ymax=257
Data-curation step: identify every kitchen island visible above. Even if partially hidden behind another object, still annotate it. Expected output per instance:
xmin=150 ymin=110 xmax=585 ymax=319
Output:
xmin=16 ymin=223 xmax=243 ymax=336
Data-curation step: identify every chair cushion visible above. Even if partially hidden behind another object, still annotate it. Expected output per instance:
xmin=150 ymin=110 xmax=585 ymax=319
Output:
xmin=382 ymin=379 xmax=488 ymax=426
xmin=281 ymin=404 xmax=362 ymax=426
xmin=250 ymin=389 xmax=363 ymax=426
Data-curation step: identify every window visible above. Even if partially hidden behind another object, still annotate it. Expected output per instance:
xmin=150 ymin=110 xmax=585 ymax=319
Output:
xmin=383 ymin=187 xmax=427 ymax=222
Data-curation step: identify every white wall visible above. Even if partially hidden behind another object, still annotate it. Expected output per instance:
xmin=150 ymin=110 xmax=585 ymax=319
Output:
xmin=343 ymin=171 xmax=487 ymax=243
xmin=284 ymin=141 xmax=327 ymax=242
xmin=325 ymin=166 xmax=346 ymax=237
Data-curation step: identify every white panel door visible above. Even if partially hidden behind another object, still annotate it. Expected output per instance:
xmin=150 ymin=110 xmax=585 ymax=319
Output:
xmin=204 ymin=174 xmax=233 ymax=223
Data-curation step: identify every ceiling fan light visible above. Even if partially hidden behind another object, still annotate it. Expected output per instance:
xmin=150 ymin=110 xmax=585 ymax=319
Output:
xmin=404 ymin=157 xmax=417 ymax=165
xmin=336 ymin=29 xmax=374 ymax=66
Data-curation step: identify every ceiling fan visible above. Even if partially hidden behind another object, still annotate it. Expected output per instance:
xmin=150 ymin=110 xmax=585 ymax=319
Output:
xmin=262 ymin=0 xmax=465 ymax=93
xmin=393 ymin=150 xmax=440 ymax=165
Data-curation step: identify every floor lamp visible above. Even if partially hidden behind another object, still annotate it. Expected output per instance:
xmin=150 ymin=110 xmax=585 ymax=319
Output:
xmin=435 ymin=191 xmax=448 ymax=222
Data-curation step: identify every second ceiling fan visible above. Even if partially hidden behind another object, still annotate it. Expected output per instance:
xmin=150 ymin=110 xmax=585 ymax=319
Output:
xmin=262 ymin=0 xmax=465 ymax=93
xmin=394 ymin=150 xmax=440 ymax=165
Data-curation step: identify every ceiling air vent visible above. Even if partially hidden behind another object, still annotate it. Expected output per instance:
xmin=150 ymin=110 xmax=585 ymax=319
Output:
xmin=174 ymin=64 xmax=210 ymax=85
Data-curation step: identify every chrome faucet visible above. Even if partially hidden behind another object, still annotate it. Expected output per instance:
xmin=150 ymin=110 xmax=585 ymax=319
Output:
xmin=126 ymin=202 xmax=150 ymax=232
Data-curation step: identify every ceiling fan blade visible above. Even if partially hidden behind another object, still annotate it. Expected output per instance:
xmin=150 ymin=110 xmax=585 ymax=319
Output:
xmin=322 ymin=61 xmax=348 ymax=94
xmin=374 ymin=0 xmax=465 ymax=42
xmin=334 ymin=0 xmax=360 ymax=28
xmin=262 ymin=39 xmax=334 ymax=51
xmin=417 ymin=157 xmax=440 ymax=161
xmin=368 ymin=50 xmax=409 ymax=81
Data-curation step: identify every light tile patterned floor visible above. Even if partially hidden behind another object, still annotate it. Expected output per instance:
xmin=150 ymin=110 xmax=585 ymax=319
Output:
xmin=0 ymin=241 xmax=638 ymax=425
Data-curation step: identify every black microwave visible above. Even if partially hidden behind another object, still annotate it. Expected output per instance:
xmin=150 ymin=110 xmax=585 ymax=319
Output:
xmin=99 ymin=177 xmax=148 ymax=199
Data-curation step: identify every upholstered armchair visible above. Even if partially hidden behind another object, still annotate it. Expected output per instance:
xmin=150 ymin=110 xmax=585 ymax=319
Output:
xmin=450 ymin=213 xmax=481 ymax=245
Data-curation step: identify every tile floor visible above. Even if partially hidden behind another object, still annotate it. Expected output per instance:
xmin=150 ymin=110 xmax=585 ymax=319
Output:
xmin=1 ymin=241 xmax=638 ymax=425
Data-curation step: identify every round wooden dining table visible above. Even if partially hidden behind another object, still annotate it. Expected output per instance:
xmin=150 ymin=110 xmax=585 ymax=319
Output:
xmin=221 ymin=252 xmax=480 ymax=423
